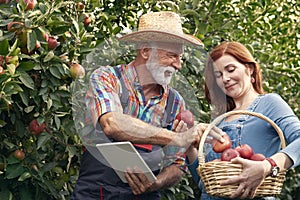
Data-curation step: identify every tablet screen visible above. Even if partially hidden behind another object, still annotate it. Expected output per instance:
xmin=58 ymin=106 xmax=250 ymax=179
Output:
xmin=96 ymin=141 xmax=157 ymax=183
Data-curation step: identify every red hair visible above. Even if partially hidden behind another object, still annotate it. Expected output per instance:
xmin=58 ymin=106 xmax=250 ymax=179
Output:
xmin=204 ymin=41 xmax=264 ymax=116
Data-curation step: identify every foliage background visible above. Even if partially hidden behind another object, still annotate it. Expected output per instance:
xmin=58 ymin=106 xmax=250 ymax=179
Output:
xmin=0 ymin=0 xmax=299 ymax=199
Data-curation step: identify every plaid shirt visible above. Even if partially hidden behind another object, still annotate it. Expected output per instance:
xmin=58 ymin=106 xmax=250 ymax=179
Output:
xmin=85 ymin=62 xmax=188 ymax=172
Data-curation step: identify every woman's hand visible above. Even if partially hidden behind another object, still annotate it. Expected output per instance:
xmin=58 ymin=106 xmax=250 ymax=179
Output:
xmin=220 ymin=157 xmax=271 ymax=199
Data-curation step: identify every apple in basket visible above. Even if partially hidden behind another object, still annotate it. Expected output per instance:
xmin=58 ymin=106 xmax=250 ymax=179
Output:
xmin=221 ymin=148 xmax=240 ymax=161
xmin=250 ymin=153 xmax=266 ymax=161
xmin=212 ymin=134 xmax=232 ymax=153
xmin=235 ymin=144 xmax=254 ymax=159
xmin=175 ymin=110 xmax=194 ymax=128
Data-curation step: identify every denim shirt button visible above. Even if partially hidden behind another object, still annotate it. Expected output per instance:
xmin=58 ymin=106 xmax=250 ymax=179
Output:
xmin=236 ymin=124 xmax=242 ymax=129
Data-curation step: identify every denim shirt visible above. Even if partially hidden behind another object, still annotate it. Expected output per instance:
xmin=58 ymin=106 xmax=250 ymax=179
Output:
xmin=187 ymin=93 xmax=300 ymax=200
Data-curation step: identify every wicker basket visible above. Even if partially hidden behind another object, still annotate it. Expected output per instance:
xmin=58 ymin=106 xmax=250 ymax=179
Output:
xmin=197 ymin=110 xmax=287 ymax=198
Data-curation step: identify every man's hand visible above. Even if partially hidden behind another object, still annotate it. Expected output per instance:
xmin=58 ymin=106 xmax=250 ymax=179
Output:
xmin=172 ymin=119 xmax=188 ymax=132
xmin=125 ymin=165 xmax=183 ymax=195
xmin=125 ymin=167 xmax=155 ymax=195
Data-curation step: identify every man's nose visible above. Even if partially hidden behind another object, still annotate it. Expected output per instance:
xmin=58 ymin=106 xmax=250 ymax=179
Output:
xmin=173 ymin=62 xmax=181 ymax=70
xmin=171 ymin=56 xmax=182 ymax=70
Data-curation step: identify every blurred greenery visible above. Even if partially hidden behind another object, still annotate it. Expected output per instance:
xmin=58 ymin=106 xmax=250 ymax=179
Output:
xmin=0 ymin=0 xmax=299 ymax=199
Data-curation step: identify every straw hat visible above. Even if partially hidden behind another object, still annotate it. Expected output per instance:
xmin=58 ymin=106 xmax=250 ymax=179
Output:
xmin=118 ymin=11 xmax=203 ymax=46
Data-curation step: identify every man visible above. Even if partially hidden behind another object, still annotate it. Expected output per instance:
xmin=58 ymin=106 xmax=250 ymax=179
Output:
xmin=72 ymin=11 xmax=214 ymax=200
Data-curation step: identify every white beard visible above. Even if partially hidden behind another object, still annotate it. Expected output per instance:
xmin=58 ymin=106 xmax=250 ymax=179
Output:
xmin=146 ymin=52 xmax=176 ymax=86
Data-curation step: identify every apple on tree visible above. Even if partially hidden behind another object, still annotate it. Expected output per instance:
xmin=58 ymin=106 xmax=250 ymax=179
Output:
xmin=83 ymin=14 xmax=92 ymax=26
xmin=43 ymin=33 xmax=49 ymax=41
xmin=0 ymin=66 xmax=4 ymax=75
xmin=47 ymin=36 xmax=60 ymax=50
xmin=0 ymin=0 xmax=10 ymax=4
xmin=29 ymin=119 xmax=46 ymax=135
xmin=77 ymin=2 xmax=84 ymax=10
xmin=14 ymin=150 xmax=25 ymax=160
xmin=212 ymin=134 xmax=232 ymax=153
xmin=221 ymin=148 xmax=240 ymax=161
xmin=24 ymin=0 xmax=37 ymax=11
xmin=175 ymin=110 xmax=194 ymax=128
xmin=69 ymin=63 xmax=85 ymax=79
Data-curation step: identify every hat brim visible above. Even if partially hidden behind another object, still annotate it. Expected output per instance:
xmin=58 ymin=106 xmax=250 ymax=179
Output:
xmin=118 ymin=30 xmax=203 ymax=46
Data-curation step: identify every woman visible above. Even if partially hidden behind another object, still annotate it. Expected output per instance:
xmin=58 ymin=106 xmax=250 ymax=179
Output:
xmin=186 ymin=41 xmax=300 ymax=200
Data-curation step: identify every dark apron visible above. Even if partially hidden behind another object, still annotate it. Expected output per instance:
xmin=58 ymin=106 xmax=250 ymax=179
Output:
xmin=71 ymin=145 xmax=162 ymax=200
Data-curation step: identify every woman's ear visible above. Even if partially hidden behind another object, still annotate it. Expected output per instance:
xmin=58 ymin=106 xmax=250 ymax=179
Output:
xmin=248 ymin=64 xmax=255 ymax=76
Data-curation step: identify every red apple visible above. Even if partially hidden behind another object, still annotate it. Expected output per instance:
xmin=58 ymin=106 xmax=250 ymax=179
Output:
xmin=70 ymin=63 xmax=85 ymax=79
xmin=29 ymin=119 xmax=46 ymax=135
xmin=47 ymin=37 xmax=60 ymax=50
xmin=43 ymin=33 xmax=49 ymax=41
xmin=24 ymin=0 xmax=37 ymax=11
xmin=235 ymin=144 xmax=254 ymax=159
xmin=0 ymin=0 xmax=10 ymax=4
xmin=0 ymin=66 xmax=4 ymax=75
xmin=77 ymin=2 xmax=84 ymax=10
xmin=221 ymin=148 xmax=240 ymax=161
xmin=175 ymin=110 xmax=194 ymax=128
xmin=83 ymin=14 xmax=92 ymax=26
xmin=35 ymin=41 xmax=41 ymax=49
xmin=14 ymin=150 xmax=25 ymax=160
xmin=212 ymin=134 xmax=232 ymax=153
xmin=210 ymin=159 xmax=221 ymax=162
xmin=250 ymin=153 xmax=266 ymax=161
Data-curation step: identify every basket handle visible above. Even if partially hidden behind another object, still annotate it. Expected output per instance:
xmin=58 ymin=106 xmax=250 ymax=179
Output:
xmin=198 ymin=110 xmax=286 ymax=164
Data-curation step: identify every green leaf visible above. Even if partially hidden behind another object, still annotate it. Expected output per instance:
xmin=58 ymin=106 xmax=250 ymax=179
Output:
xmin=8 ymin=40 xmax=19 ymax=56
xmin=3 ymin=82 xmax=23 ymax=95
xmin=47 ymin=95 xmax=52 ymax=110
xmin=0 ymin=39 xmax=9 ymax=55
xmin=181 ymin=9 xmax=200 ymax=17
xmin=0 ymin=188 xmax=13 ymax=200
xmin=49 ymin=65 xmax=61 ymax=79
xmin=66 ymin=146 xmax=77 ymax=169
xmin=3 ymin=139 xmax=15 ymax=149
xmin=54 ymin=115 xmax=61 ymax=129
xmin=27 ymin=30 xmax=37 ymax=52
xmin=72 ymin=18 xmax=80 ymax=34
xmin=6 ymin=64 xmax=16 ymax=75
xmin=43 ymin=51 xmax=55 ymax=62
xmin=41 ymin=162 xmax=57 ymax=173
xmin=37 ymin=132 xmax=51 ymax=150
xmin=18 ymin=172 xmax=31 ymax=181
xmin=5 ymin=164 xmax=26 ymax=179
xmin=0 ymin=120 xmax=7 ymax=128
xmin=24 ymin=106 xmax=35 ymax=113
xmin=18 ymin=71 xmax=34 ymax=90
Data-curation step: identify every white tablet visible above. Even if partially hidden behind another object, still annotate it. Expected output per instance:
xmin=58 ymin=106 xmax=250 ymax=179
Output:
xmin=96 ymin=141 xmax=157 ymax=183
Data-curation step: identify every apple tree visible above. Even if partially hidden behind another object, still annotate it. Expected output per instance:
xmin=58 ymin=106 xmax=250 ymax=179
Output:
xmin=0 ymin=0 xmax=115 ymax=199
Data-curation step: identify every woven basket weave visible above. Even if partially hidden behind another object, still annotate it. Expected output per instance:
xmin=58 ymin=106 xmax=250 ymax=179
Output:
xmin=197 ymin=110 xmax=286 ymax=198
